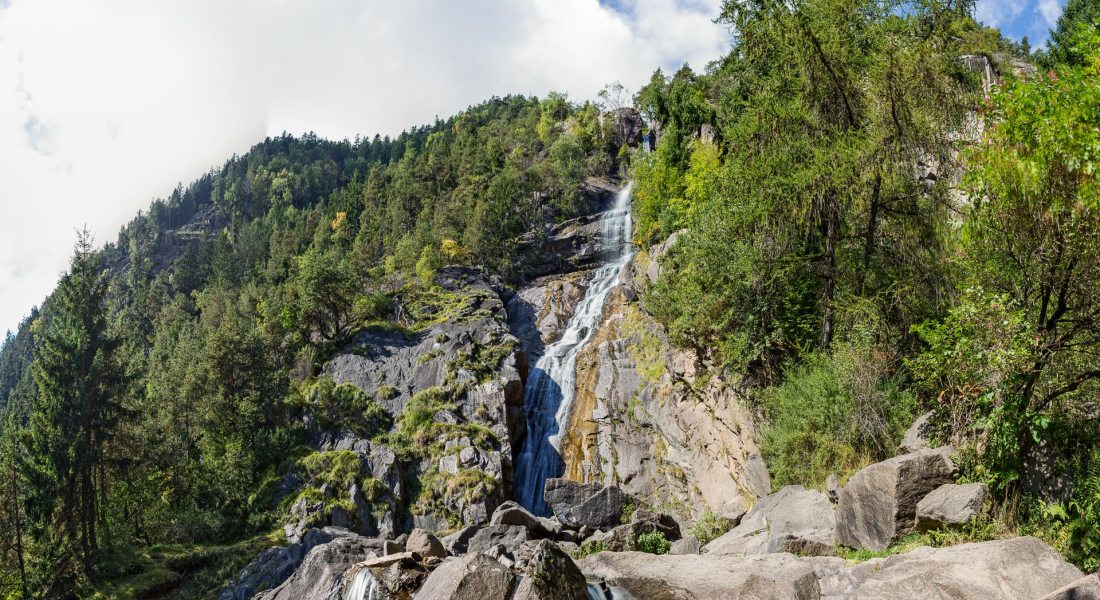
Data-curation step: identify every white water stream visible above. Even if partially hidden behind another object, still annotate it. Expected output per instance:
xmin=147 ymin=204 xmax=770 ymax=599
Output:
xmin=514 ymin=183 xmax=633 ymax=515
xmin=343 ymin=567 xmax=382 ymax=600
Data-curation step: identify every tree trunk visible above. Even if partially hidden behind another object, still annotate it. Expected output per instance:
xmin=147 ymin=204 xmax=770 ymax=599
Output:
xmin=822 ymin=196 xmax=839 ymax=350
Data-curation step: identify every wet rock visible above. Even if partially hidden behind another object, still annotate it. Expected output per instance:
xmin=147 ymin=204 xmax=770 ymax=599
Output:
xmin=406 ymin=528 xmax=447 ymax=559
xmin=466 ymin=524 xmax=530 ymax=555
xmin=704 ymin=485 xmax=836 ymax=557
xmin=415 ymin=553 xmax=516 ymax=600
xmin=836 ymin=447 xmax=957 ymax=550
xmin=916 ymin=482 xmax=989 ymax=531
xmin=543 ymin=478 xmax=631 ymax=532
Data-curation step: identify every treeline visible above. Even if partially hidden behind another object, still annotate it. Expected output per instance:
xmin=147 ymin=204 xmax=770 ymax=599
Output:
xmin=0 ymin=94 xmax=624 ymax=597
xmin=631 ymin=0 xmax=1099 ymax=569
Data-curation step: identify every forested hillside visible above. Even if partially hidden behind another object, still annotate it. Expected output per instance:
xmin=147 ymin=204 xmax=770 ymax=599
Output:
xmin=0 ymin=0 xmax=1098 ymax=597
xmin=0 ymin=94 xmax=627 ymax=597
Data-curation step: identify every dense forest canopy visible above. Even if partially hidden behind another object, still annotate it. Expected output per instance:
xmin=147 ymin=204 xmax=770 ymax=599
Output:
xmin=0 ymin=0 xmax=1098 ymax=597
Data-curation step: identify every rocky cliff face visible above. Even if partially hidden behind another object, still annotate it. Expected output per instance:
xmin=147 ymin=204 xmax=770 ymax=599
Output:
xmin=507 ymin=250 xmax=770 ymax=521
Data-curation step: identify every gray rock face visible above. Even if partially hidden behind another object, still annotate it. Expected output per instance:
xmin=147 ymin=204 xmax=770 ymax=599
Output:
xmin=514 ymin=180 xmax=620 ymax=280
xmin=219 ymin=528 xmax=363 ymax=600
xmin=704 ymin=485 xmax=836 ymax=557
xmin=563 ymin=288 xmax=770 ymax=520
xmin=900 ymin=411 xmax=934 ymax=453
xmin=916 ymin=482 xmax=989 ymax=531
xmin=581 ymin=537 xmax=1082 ymax=600
xmin=250 ymin=535 xmax=380 ymax=600
xmin=836 ymin=447 xmax=957 ymax=550
xmin=511 ymin=540 xmax=589 ymax=600
xmin=406 ymin=528 xmax=447 ymax=559
xmin=466 ymin=524 xmax=530 ymax=555
xmin=644 ymin=229 xmax=686 ymax=286
xmin=415 ymin=553 xmax=516 ymax=600
xmin=580 ymin=551 xmax=823 ymax=600
xmin=602 ymin=108 xmax=644 ymax=148
xmin=543 ymin=478 xmax=631 ymax=531
xmin=441 ymin=525 xmax=481 ymax=556
xmin=846 ymin=537 xmax=1082 ymax=600
xmin=1041 ymin=574 xmax=1100 ymax=600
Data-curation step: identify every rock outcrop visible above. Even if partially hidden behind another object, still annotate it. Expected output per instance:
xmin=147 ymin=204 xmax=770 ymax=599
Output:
xmin=250 ymin=535 xmax=381 ymax=600
xmin=415 ymin=553 xmax=516 ymax=600
xmin=915 ymin=482 xmax=989 ymax=531
xmin=900 ymin=411 xmax=934 ymax=453
xmin=219 ymin=528 xmax=365 ymax=600
xmin=836 ymin=447 xmax=957 ymax=550
xmin=1041 ymin=574 xmax=1100 ymax=600
xmin=703 ymin=485 xmax=836 ymax=557
xmin=581 ymin=537 xmax=1083 ymax=600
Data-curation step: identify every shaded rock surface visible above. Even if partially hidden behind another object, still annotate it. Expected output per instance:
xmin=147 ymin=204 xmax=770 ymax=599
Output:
xmin=251 ymin=534 xmax=381 ymax=600
xmin=704 ymin=485 xmax=836 ymax=557
xmin=915 ymin=482 xmax=989 ymax=531
xmin=1041 ymin=574 xmax=1100 ymax=600
xmin=900 ymin=411 xmax=934 ymax=453
xmin=836 ymin=447 xmax=957 ymax=550
xmin=542 ymin=478 xmax=631 ymax=531
xmin=511 ymin=540 xmax=589 ymax=600
xmin=466 ymin=524 xmax=530 ymax=555
xmin=219 ymin=528 xmax=364 ymax=600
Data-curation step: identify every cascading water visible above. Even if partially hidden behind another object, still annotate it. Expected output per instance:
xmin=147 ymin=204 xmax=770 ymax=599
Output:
xmin=343 ymin=567 xmax=382 ymax=600
xmin=514 ymin=183 xmax=633 ymax=515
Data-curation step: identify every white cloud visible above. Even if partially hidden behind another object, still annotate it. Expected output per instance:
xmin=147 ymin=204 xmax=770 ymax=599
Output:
xmin=0 ymin=0 xmax=730 ymax=334
xmin=1037 ymin=0 xmax=1061 ymax=27
xmin=975 ymin=0 xmax=1028 ymax=29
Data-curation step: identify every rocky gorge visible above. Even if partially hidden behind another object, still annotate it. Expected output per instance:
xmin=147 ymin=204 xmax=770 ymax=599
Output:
xmin=214 ymin=146 xmax=1095 ymax=598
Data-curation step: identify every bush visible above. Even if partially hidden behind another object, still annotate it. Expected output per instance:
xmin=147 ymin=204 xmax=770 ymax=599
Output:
xmin=760 ymin=340 xmax=916 ymax=488
xmin=572 ymin=540 xmax=609 ymax=560
xmin=631 ymin=531 xmax=672 ymax=555
xmin=689 ymin=511 xmax=734 ymax=546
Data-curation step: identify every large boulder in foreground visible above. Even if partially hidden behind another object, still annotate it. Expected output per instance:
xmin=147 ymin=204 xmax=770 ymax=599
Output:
xmin=1041 ymin=573 xmax=1100 ymax=600
xmin=916 ymin=482 xmax=989 ymax=531
xmin=580 ymin=537 xmax=1081 ymax=600
xmin=511 ymin=539 xmax=588 ymax=600
xmin=846 ymin=537 xmax=1082 ymax=600
xmin=837 ymin=447 xmax=957 ymax=550
xmin=703 ymin=485 xmax=836 ymax=557
xmin=579 ymin=551 xmax=822 ymax=600
xmin=543 ymin=478 xmax=631 ymax=531
xmin=251 ymin=535 xmax=380 ymax=600
xmin=415 ymin=552 xmax=516 ymax=600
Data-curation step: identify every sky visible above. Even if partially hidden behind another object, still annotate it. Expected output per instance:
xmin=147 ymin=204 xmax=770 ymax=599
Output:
xmin=0 ymin=0 xmax=1067 ymax=337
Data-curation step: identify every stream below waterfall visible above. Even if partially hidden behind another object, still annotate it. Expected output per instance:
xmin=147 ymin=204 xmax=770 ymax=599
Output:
xmin=513 ymin=183 xmax=633 ymax=516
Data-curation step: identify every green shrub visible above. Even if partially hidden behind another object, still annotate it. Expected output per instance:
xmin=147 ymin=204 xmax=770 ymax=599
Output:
xmin=760 ymin=340 xmax=916 ymax=489
xmin=631 ymin=531 xmax=672 ymax=555
xmin=572 ymin=540 xmax=609 ymax=559
xmin=689 ymin=511 xmax=734 ymax=546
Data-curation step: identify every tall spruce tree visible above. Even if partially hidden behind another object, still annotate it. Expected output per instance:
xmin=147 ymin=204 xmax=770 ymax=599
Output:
xmin=24 ymin=228 xmax=122 ymax=592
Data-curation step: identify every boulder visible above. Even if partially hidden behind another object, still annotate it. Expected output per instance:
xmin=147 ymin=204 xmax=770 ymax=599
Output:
xmin=543 ymin=478 xmax=631 ymax=531
xmin=1041 ymin=574 xmax=1100 ymax=600
xmin=836 ymin=447 xmax=957 ymax=550
xmin=669 ymin=535 xmax=701 ymax=555
xmin=490 ymin=501 xmax=552 ymax=538
xmin=603 ymin=108 xmax=644 ymax=148
xmin=406 ymin=528 xmax=447 ymax=559
xmin=704 ymin=485 xmax=836 ymax=557
xmin=511 ymin=540 xmax=589 ymax=600
xmin=915 ymin=482 xmax=989 ymax=531
xmin=847 ymin=537 xmax=1082 ymax=599
xmin=900 ymin=411 xmax=934 ymax=453
xmin=442 ymin=525 xmax=481 ymax=556
xmin=466 ymin=524 xmax=530 ymax=555
xmin=579 ymin=551 xmax=822 ymax=600
xmin=415 ymin=552 xmax=516 ymax=600
xmin=249 ymin=535 xmax=380 ymax=600
xmin=219 ymin=528 xmax=364 ymax=600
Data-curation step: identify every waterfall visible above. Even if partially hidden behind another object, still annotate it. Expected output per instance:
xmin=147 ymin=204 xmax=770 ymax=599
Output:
xmin=587 ymin=582 xmax=639 ymax=600
xmin=514 ymin=183 xmax=634 ymax=515
xmin=343 ymin=567 xmax=382 ymax=600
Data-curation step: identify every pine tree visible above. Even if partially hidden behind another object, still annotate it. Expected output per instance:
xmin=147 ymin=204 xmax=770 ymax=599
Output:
xmin=24 ymin=228 xmax=123 ymax=589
